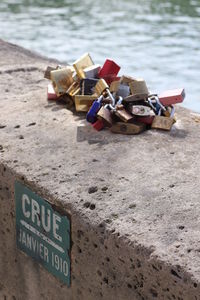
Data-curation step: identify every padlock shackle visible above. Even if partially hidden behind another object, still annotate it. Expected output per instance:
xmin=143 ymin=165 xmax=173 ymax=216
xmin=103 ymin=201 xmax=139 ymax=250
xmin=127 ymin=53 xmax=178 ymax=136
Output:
xmin=156 ymin=97 xmax=166 ymax=111
xmin=106 ymin=89 xmax=116 ymax=107
xmin=170 ymin=105 xmax=175 ymax=117
xmin=116 ymin=96 xmax=123 ymax=105
xmin=147 ymin=98 xmax=157 ymax=112
xmin=97 ymin=95 xmax=104 ymax=103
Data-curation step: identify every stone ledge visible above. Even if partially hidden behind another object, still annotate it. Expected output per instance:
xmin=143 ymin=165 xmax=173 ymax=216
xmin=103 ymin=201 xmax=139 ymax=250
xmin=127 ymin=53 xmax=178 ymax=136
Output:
xmin=0 ymin=39 xmax=200 ymax=300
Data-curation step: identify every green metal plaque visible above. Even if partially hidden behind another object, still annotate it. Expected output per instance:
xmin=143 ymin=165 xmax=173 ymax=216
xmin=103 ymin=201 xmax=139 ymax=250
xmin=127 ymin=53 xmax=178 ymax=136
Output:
xmin=15 ymin=181 xmax=71 ymax=285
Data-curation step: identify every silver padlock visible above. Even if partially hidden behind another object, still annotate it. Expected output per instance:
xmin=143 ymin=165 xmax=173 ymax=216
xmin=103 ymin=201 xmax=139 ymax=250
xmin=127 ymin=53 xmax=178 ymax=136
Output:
xmin=117 ymin=84 xmax=130 ymax=99
xmin=130 ymin=105 xmax=152 ymax=117
xmin=83 ymin=64 xmax=101 ymax=78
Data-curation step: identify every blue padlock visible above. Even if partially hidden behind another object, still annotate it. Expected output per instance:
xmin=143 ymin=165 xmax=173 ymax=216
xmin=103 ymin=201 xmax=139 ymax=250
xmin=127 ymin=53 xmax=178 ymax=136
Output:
xmin=86 ymin=95 xmax=103 ymax=124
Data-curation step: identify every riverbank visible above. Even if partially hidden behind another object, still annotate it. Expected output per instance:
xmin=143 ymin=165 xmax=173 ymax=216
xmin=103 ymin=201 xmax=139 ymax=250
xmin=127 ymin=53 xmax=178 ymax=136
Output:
xmin=0 ymin=39 xmax=200 ymax=300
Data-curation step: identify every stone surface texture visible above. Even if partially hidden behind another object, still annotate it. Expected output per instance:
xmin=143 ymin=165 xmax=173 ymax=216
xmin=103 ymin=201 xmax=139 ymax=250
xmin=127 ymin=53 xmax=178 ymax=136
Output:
xmin=0 ymin=39 xmax=200 ymax=300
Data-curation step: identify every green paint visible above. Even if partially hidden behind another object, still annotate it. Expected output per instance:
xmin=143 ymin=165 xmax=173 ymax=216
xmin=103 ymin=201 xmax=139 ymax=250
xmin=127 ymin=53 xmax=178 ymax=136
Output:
xmin=15 ymin=181 xmax=70 ymax=285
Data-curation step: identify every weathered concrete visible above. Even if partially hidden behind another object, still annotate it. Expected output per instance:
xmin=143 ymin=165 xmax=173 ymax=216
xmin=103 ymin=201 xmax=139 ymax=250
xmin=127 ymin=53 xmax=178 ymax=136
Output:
xmin=0 ymin=39 xmax=200 ymax=300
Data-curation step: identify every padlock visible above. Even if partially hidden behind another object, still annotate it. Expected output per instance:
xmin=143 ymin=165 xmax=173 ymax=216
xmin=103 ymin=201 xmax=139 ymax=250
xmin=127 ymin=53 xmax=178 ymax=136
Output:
xmin=129 ymin=78 xmax=149 ymax=95
xmin=92 ymin=119 xmax=105 ymax=131
xmin=83 ymin=64 xmax=101 ymax=78
xmin=135 ymin=115 xmax=155 ymax=125
xmin=117 ymin=84 xmax=130 ymax=98
xmin=47 ymin=83 xmax=58 ymax=100
xmin=95 ymin=79 xmax=116 ymax=107
xmin=66 ymin=81 xmax=80 ymax=97
xmin=50 ymin=67 xmax=74 ymax=96
xmin=151 ymin=106 xmax=175 ymax=131
xmin=130 ymin=105 xmax=151 ymax=116
xmin=86 ymin=95 xmax=103 ymax=123
xmin=44 ymin=66 xmax=57 ymax=80
xmin=97 ymin=106 xmax=113 ymax=127
xmin=124 ymin=93 xmax=148 ymax=103
xmin=80 ymin=78 xmax=98 ymax=95
xmin=98 ymin=59 xmax=120 ymax=79
xmin=110 ymin=122 xmax=146 ymax=135
xmin=74 ymin=95 xmax=97 ymax=112
xmin=163 ymin=106 xmax=175 ymax=120
xmin=158 ymin=88 xmax=185 ymax=106
xmin=100 ymin=75 xmax=121 ymax=85
xmin=73 ymin=53 xmax=94 ymax=79
xmin=120 ymin=75 xmax=136 ymax=85
xmin=95 ymin=78 xmax=109 ymax=95
xmin=61 ymin=94 xmax=74 ymax=109
xmin=109 ymin=80 xmax=120 ymax=93
xmin=114 ymin=105 xmax=133 ymax=123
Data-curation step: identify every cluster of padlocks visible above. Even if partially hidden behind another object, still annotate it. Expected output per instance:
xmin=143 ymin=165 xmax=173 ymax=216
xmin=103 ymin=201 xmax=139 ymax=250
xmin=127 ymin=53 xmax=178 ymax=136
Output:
xmin=44 ymin=53 xmax=185 ymax=134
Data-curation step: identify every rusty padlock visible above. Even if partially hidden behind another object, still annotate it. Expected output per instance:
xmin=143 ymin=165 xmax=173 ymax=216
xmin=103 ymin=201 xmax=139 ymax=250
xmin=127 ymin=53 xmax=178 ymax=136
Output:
xmin=110 ymin=80 xmax=120 ymax=93
xmin=44 ymin=66 xmax=57 ymax=80
xmin=110 ymin=122 xmax=146 ymax=135
xmin=124 ymin=93 xmax=148 ymax=103
xmin=113 ymin=97 xmax=133 ymax=122
xmin=50 ymin=67 xmax=74 ymax=96
xmin=73 ymin=53 xmax=94 ymax=79
xmin=151 ymin=106 xmax=175 ymax=131
xmin=97 ymin=105 xmax=113 ymax=127
xmin=120 ymin=75 xmax=136 ymax=85
xmin=129 ymin=78 xmax=149 ymax=96
xmin=114 ymin=105 xmax=133 ymax=122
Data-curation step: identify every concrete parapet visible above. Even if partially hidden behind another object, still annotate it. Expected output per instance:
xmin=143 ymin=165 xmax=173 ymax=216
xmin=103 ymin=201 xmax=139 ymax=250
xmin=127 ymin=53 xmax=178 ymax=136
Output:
xmin=0 ymin=39 xmax=200 ymax=300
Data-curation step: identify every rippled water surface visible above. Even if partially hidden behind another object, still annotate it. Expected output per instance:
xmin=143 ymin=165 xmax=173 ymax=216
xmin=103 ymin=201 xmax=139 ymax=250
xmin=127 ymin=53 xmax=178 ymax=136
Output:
xmin=0 ymin=0 xmax=200 ymax=112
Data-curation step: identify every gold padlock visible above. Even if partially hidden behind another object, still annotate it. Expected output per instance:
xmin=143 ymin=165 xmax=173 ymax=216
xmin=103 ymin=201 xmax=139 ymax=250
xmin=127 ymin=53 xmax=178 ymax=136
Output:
xmin=73 ymin=53 xmax=94 ymax=79
xmin=151 ymin=116 xmax=175 ymax=130
xmin=110 ymin=80 xmax=120 ymax=93
xmin=50 ymin=67 xmax=74 ymax=96
xmin=151 ymin=105 xmax=176 ymax=130
xmin=110 ymin=122 xmax=146 ymax=135
xmin=114 ymin=105 xmax=133 ymax=123
xmin=97 ymin=106 xmax=113 ymax=127
xmin=120 ymin=75 xmax=136 ymax=85
xmin=163 ymin=106 xmax=176 ymax=123
xmin=129 ymin=78 xmax=149 ymax=95
xmin=66 ymin=81 xmax=80 ymax=97
xmin=95 ymin=79 xmax=109 ymax=96
xmin=74 ymin=95 xmax=97 ymax=112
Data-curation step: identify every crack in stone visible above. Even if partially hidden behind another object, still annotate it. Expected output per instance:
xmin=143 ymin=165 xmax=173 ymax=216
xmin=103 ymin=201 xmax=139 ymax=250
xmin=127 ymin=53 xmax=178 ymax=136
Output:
xmin=0 ymin=66 xmax=42 ymax=75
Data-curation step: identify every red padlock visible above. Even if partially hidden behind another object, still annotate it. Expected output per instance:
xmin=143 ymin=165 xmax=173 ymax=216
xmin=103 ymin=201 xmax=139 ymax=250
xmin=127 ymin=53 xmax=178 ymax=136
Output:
xmin=92 ymin=119 xmax=104 ymax=131
xmin=103 ymin=75 xmax=121 ymax=85
xmin=135 ymin=115 xmax=155 ymax=125
xmin=98 ymin=59 xmax=120 ymax=83
xmin=158 ymin=88 xmax=185 ymax=106
xmin=47 ymin=83 xmax=58 ymax=100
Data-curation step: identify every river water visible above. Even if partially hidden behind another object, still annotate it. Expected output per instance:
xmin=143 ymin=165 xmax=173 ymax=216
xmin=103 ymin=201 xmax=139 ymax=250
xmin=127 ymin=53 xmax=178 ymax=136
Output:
xmin=0 ymin=0 xmax=200 ymax=112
